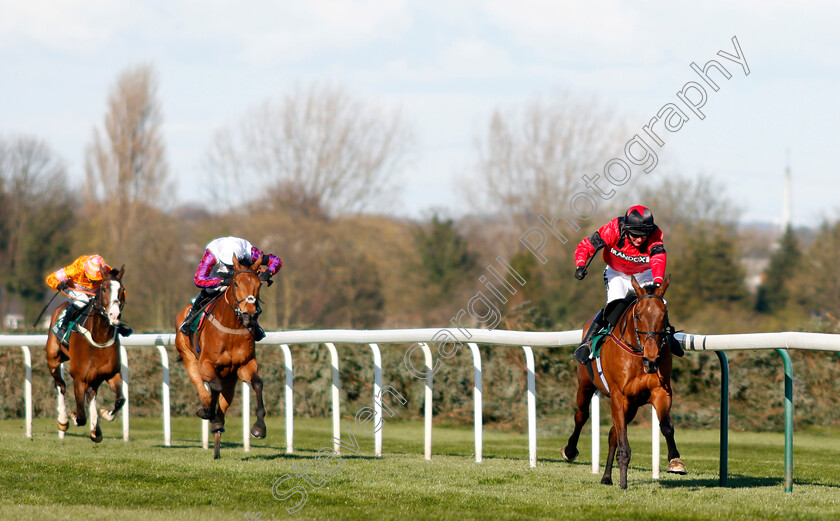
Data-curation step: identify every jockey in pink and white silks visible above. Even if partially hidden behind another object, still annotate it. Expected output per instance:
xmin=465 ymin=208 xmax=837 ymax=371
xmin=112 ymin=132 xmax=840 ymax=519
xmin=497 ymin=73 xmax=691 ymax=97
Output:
xmin=178 ymin=237 xmax=282 ymax=341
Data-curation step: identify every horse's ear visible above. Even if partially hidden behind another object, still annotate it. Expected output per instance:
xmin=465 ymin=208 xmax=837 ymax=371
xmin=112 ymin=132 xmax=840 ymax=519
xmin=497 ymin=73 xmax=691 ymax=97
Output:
xmin=117 ymin=264 xmax=125 ymax=280
xmin=630 ymin=275 xmax=645 ymax=297
xmin=655 ymin=274 xmax=670 ymax=296
xmin=232 ymin=254 xmax=244 ymax=271
xmin=250 ymin=254 xmax=263 ymax=271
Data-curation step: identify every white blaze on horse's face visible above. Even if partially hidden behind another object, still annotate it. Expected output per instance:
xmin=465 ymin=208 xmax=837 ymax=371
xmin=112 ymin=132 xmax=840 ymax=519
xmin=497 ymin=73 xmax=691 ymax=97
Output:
xmin=107 ymin=280 xmax=122 ymax=326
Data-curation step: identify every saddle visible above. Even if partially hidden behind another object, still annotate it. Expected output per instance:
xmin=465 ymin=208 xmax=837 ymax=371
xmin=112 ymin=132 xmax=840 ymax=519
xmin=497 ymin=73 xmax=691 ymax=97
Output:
xmin=187 ymin=295 xmax=223 ymax=354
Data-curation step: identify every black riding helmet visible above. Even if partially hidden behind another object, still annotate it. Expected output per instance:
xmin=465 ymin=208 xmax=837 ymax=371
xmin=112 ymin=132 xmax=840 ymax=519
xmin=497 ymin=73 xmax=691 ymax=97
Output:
xmin=623 ymin=205 xmax=656 ymax=236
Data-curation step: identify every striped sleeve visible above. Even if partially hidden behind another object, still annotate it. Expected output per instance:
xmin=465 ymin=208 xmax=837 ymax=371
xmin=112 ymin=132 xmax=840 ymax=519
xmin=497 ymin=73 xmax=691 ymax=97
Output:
xmin=194 ymin=249 xmax=224 ymax=288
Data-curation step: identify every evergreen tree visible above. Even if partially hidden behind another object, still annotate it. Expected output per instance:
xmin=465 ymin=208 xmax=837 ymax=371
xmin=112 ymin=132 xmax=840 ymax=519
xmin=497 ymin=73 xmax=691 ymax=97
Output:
xmin=413 ymin=214 xmax=479 ymax=307
xmin=756 ymin=226 xmax=802 ymax=314
xmin=670 ymin=230 xmax=748 ymax=313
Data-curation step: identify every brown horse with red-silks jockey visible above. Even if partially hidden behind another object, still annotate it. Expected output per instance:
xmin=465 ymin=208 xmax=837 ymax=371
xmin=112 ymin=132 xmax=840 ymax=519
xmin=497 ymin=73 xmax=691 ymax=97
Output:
xmin=562 ymin=275 xmax=686 ymax=489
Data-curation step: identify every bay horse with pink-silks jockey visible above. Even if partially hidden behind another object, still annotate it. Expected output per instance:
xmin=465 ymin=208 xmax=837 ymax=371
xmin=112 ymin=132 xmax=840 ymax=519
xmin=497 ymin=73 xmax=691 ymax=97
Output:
xmin=174 ymin=254 xmax=268 ymax=459
xmin=561 ymin=275 xmax=686 ymax=489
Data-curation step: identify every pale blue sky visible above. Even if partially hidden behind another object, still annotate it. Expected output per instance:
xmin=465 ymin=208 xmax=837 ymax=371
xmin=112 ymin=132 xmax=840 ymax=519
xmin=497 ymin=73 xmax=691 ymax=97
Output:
xmin=2 ymin=1 xmax=838 ymax=226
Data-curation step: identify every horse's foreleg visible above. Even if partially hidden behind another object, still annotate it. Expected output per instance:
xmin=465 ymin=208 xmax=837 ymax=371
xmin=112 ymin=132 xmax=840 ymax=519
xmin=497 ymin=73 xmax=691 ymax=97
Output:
xmin=238 ymin=360 xmax=266 ymax=439
xmin=196 ymin=360 xmax=221 ymax=421
xmin=562 ymin=370 xmax=596 ymax=462
xmin=99 ymin=372 xmax=125 ymax=422
xmin=70 ymin=378 xmax=88 ymax=427
xmin=214 ymin=377 xmax=236 ymax=435
xmin=609 ymin=394 xmax=633 ymax=489
xmin=651 ymin=390 xmax=686 ymax=474
xmin=602 ymin=425 xmax=617 ymax=485
xmin=87 ymin=386 xmax=102 ymax=443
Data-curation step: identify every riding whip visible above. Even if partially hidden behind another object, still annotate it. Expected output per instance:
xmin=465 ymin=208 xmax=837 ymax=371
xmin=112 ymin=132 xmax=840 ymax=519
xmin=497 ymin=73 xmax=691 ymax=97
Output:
xmin=32 ymin=290 xmax=62 ymax=328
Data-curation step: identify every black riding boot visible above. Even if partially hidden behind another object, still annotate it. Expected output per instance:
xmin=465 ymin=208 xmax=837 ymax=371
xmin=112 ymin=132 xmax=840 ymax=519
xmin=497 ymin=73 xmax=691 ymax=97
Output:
xmin=253 ymin=324 xmax=266 ymax=342
xmin=252 ymin=303 xmax=266 ymax=341
xmin=178 ymin=290 xmax=214 ymax=335
xmin=574 ymin=309 xmax=606 ymax=364
xmin=664 ymin=314 xmax=684 ymax=357
xmin=117 ymin=324 xmax=133 ymax=337
xmin=53 ymin=304 xmax=85 ymax=346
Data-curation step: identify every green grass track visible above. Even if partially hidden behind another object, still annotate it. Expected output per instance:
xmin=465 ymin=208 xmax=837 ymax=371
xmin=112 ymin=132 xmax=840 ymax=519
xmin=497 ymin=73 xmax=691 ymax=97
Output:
xmin=1 ymin=417 xmax=839 ymax=520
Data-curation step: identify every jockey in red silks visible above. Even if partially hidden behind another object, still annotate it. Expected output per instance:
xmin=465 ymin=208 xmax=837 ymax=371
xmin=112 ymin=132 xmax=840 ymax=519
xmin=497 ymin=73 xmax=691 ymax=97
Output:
xmin=45 ymin=254 xmax=133 ymax=346
xmin=572 ymin=205 xmax=683 ymax=364
xmin=178 ymin=236 xmax=282 ymax=341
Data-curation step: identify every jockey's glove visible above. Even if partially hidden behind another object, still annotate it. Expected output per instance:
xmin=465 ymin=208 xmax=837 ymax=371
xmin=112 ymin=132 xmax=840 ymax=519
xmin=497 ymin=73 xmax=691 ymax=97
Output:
xmin=259 ymin=270 xmax=272 ymax=283
xmin=56 ymin=281 xmax=68 ymax=292
xmin=574 ymin=266 xmax=587 ymax=280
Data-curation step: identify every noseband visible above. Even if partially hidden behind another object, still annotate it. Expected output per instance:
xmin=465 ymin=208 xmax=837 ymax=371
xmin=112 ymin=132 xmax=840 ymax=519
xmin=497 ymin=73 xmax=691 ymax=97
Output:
xmin=630 ymin=294 xmax=669 ymax=356
xmin=92 ymin=278 xmax=124 ymax=321
xmin=225 ymin=269 xmax=261 ymax=323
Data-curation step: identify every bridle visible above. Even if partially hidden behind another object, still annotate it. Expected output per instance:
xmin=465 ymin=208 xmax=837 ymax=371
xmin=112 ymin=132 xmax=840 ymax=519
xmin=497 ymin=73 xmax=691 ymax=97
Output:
xmin=616 ymin=293 xmax=669 ymax=355
xmin=224 ymin=269 xmax=262 ymax=324
xmin=91 ymin=277 xmax=124 ymax=325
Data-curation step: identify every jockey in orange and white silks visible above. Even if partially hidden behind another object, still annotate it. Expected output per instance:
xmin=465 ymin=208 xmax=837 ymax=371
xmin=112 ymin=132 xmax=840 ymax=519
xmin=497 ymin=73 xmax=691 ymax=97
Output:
xmin=571 ymin=205 xmax=682 ymax=363
xmin=178 ymin=236 xmax=282 ymax=340
xmin=45 ymin=254 xmax=131 ymax=345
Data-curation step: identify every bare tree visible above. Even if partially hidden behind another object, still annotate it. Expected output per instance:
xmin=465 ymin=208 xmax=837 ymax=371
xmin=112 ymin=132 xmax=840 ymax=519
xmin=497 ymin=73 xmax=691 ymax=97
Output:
xmin=466 ymin=91 xmax=626 ymax=221
xmin=84 ymin=63 xmax=171 ymax=245
xmin=204 ymin=83 xmax=412 ymax=215
xmin=0 ymin=136 xmax=75 ymax=323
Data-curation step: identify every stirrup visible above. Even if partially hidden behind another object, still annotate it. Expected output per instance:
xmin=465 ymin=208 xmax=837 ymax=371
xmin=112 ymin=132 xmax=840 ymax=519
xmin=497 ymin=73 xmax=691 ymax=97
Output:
xmin=574 ymin=343 xmax=591 ymax=364
xmin=178 ymin=320 xmax=193 ymax=335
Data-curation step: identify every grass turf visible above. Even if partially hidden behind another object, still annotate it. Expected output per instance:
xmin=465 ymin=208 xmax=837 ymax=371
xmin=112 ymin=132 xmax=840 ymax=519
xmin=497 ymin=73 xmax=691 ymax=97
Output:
xmin=1 ymin=416 xmax=839 ymax=521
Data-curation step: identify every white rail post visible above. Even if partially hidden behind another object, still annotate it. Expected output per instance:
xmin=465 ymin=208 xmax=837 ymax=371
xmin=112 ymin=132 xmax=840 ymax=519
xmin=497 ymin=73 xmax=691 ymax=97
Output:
xmin=523 ymin=346 xmax=537 ymax=468
xmin=202 ymin=383 xmax=209 ymax=450
xmin=155 ymin=345 xmax=171 ymax=447
xmin=58 ymin=363 xmax=66 ymax=439
xmin=652 ymin=405 xmax=660 ymax=479
xmin=21 ymin=346 xmax=32 ymax=439
xmin=120 ymin=344 xmax=129 ymax=442
xmin=369 ymin=343 xmax=383 ymax=457
xmin=591 ymin=393 xmax=600 ymax=473
xmin=242 ymin=381 xmax=251 ymax=452
xmin=202 ymin=419 xmax=209 ymax=449
xmin=468 ymin=343 xmax=483 ymax=463
xmin=421 ymin=342 xmax=433 ymax=461
xmin=281 ymin=344 xmax=294 ymax=454
xmin=325 ymin=342 xmax=341 ymax=455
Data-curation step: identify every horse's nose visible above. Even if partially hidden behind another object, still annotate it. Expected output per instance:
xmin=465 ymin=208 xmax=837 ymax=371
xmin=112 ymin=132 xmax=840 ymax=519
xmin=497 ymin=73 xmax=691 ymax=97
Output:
xmin=642 ymin=358 xmax=658 ymax=374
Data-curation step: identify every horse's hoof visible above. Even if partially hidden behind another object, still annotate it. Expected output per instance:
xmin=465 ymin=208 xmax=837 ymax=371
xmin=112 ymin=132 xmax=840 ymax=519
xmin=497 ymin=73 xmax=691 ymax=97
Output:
xmin=195 ymin=407 xmax=213 ymax=420
xmin=250 ymin=424 xmax=266 ymax=439
xmin=211 ymin=422 xmax=225 ymax=434
xmin=667 ymin=458 xmax=687 ymax=475
xmin=561 ymin=446 xmax=578 ymax=462
xmin=57 ymin=421 xmax=69 ymax=432
xmin=71 ymin=413 xmax=85 ymax=427
xmin=99 ymin=408 xmax=115 ymax=421
xmin=90 ymin=431 xmax=103 ymax=443
xmin=601 ymin=476 xmax=613 ymax=485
